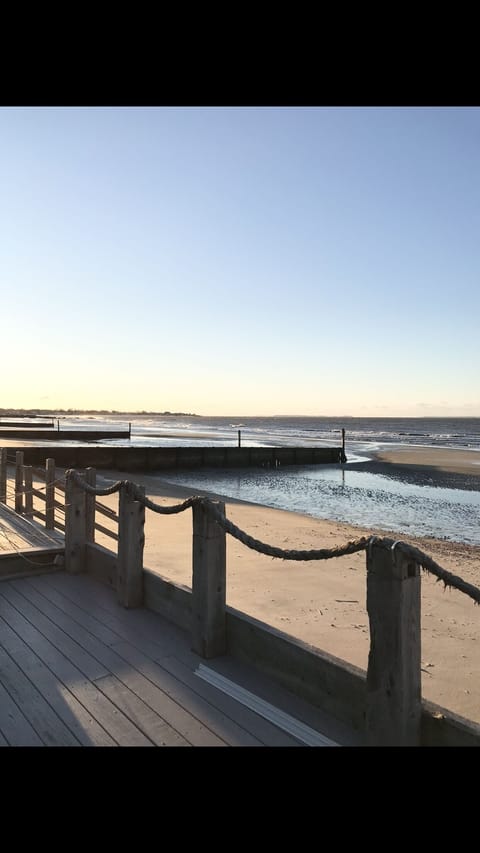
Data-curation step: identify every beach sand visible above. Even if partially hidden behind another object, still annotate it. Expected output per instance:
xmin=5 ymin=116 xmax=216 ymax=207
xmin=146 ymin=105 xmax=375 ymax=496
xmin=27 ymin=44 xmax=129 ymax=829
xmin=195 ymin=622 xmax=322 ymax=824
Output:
xmin=91 ymin=447 xmax=480 ymax=726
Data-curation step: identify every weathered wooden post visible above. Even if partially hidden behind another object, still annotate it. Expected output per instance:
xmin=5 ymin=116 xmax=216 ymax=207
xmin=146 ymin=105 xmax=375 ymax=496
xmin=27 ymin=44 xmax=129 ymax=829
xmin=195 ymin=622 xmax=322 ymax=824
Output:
xmin=15 ymin=451 xmax=24 ymax=514
xmin=0 ymin=448 xmax=6 ymax=504
xmin=64 ymin=470 xmax=87 ymax=574
xmin=85 ymin=467 xmax=96 ymax=543
xmin=117 ymin=483 xmax=145 ymax=608
xmin=45 ymin=458 xmax=55 ymax=529
xmin=23 ymin=466 xmax=33 ymax=519
xmin=238 ymin=429 xmax=241 ymax=448
xmin=341 ymin=428 xmax=346 ymax=462
xmin=366 ymin=539 xmax=421 ymax=746
xmin=191 ymin=500 xmax=226 ymax=658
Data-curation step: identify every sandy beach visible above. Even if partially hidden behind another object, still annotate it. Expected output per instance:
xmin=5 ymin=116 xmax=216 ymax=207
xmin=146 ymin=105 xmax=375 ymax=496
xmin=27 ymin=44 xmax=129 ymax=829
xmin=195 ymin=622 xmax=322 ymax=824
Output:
xmin=88 ymin=445 xmax=480 ymax=726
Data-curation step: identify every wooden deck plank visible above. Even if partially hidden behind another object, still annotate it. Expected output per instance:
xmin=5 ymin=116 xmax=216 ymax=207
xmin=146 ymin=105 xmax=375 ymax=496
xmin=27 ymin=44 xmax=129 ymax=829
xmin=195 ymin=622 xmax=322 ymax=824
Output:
xmin=149 ymin=653 xmax=303 ymax=746
xmin=39 ymin=574 xmax=292 ymax=744
xmin=93 ymin=675 xmax=190 ymax=747
xmin=16 ymin=572 xmax=356 ymax=746
xmin=0 ymin=502 xmax=64 ymax=551
xmin=39 ymin=573 xmax=325 ymax=744
xmin=0 ymin=641 xmax=80 ymax=746
xmin=0 ymin=594 xmax=153 ymax=746
xmin=7 ymin=579 xmax=226 ymax=746
xmin=112 ymin=642 xmax=296 ymax=746
xmin=0 ymin=678 xmax=44 ymax=746
xmin=0 ymin=614 xmax=116 ymax=747
xmin=0 ymin=585 xmax=109 ymax=681
xmin=43 ymin=571 xmax=189 ymax=652
xmin=208 ymin=655 xmax=361 ymax=746
xmin=15 ymin=575 xmax=122 ymax=646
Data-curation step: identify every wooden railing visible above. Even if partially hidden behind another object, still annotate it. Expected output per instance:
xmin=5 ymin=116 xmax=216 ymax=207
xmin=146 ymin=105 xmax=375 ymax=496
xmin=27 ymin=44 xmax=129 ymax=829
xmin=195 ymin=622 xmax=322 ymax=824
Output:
xmin=0 ymin=450 xmax=119 ymax=545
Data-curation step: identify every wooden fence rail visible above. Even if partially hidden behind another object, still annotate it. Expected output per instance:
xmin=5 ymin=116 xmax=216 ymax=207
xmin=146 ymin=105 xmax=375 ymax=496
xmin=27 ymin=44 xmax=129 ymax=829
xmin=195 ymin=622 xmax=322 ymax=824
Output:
xmin=0 ymin=454 xmax=119 ymax=545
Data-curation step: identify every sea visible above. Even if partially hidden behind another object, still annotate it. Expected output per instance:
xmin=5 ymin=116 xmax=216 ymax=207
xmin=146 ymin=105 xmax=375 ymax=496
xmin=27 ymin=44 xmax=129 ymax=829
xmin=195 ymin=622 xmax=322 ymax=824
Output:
xmin=4 ymin=414 xmax=480 ymax=545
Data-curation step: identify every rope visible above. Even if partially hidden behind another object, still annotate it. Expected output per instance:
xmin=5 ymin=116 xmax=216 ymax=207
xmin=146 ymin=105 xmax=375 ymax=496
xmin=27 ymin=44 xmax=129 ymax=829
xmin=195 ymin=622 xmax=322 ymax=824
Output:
xmin=69 ymin=470 xmax=123 ymax=496
xmin=205 ymin=499 xmax=371 ymax=561
xmin=388 ymin=538 xmax=480 ymax=605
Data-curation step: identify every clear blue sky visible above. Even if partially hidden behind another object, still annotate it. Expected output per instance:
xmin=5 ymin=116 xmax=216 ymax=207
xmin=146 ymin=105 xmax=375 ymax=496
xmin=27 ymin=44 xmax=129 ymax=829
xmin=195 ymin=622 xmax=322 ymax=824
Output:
xmin=1 ymin=106 xmax=479 ymax=416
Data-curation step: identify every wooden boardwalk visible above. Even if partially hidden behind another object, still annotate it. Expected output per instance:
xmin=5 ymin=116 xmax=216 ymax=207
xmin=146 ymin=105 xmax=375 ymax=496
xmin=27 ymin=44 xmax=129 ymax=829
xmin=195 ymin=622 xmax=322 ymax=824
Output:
xmin=0 ymin=502 xmax=64 ymax=553
xmin=0 ymin=570 xmax=358 ymax=747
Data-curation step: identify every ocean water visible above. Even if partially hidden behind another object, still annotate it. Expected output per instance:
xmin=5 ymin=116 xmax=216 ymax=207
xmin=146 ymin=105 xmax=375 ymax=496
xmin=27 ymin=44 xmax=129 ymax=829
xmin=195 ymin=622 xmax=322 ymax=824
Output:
xmin=3 ymin=414 xmax=479 ymax=545
xmin=161 ymin=464 xmax=480 ymax=546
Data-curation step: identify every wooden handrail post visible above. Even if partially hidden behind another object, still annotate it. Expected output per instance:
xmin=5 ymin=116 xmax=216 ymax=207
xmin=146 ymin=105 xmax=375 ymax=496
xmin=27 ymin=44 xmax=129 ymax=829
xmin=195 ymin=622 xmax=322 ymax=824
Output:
xmin=65 ymin=470 xmax=87 ymax=574
xmin=15 ymin=451 xmax=24 ymax=514
xmin=366 ymin=539 xmax=421 ymax=746
xmin=23 ymin=466 xmax=33 ymax=519
xmin=85 ymin=467 xmax=96 ymax=543
xmin=0 ymin=448 xmax=6 ymax=504
xmin=45 ymin=458 xmax=55 ymax=529
xmin=191 ymin=500 xmax=226 ymax=658
xmin=117 ymin=484 xmax=145 ymax=608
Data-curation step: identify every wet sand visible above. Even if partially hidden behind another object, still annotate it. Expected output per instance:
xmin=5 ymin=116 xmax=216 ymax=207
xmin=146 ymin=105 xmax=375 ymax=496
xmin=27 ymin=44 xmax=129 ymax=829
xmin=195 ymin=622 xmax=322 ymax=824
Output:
xmin=348 ymin=446 xmax=480 ymax=491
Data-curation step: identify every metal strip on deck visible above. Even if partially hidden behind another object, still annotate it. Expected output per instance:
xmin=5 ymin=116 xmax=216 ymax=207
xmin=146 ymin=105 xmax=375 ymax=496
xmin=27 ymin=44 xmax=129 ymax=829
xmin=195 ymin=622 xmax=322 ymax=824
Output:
xmin=195 ymin=664 xmax=339 ymax=747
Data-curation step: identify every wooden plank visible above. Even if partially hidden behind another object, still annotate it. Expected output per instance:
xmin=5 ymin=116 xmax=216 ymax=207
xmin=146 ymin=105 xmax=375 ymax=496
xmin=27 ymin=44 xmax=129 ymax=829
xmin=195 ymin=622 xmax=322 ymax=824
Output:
xmin=65 ymin=471 xmax=86 ymax=573
xmin=192 ymin=500 xmax=226 ymax=658
xmin=0 ymin=643 xmax=80 ymax=746
xmin=9 ymin=581 xmax=224 ymax=746
xmin=32 ymin=488 xmax=47 ymax=501
xmin=95 ymin=502 xmax=118 ymax=521
xmin=23 ymin=466 xmax=33 ymax=518
xmin=0 ymin=614 xmax=116 ymax=746
xmin=20 ymin=571 xmax=364 ymax=744
xmin=17 ymin=575 xmax=122 ymax=646
xmin=6 ymin=578 xmax=226 ymax=746
xmin=0 ymin=592 xmax=152 ymax=746
xmin=117 ymin=486 xmax=145 ymax=608
xmin=0 ymin=448 xmax=7 ymax=503
xmin=32 ymin=509 xmax=47 ymax=523
xmin=0 ymin=678 xmax=44 ymax=746
xmin=15 ymin=451 xmax=24 ymax=514
xmin=94 ymin=675 xmax=189 ymax=746
xmin=112 ymin=641 xmax=287 ymax=746
xmin=45 ymin=458 xmax=55 ymax=529
xmin=39 ymin=574 xmax=299 ymax=745
xmin=0 ymin=585 xmax=109 ymax=681
xmin=45 ymin=571 xmax=189 ymax=655
xmin=94 ymin=522 xmax=119 ymax=542
xmin=0 ymin=502 xmax=63 ymax=548
xmin=85 ymin=468 xmax=96 ymax=544
xmin=0 ymin=549 xmax=64 ymax=580
xmin=366 ymin=540 xmax=421 ymax=747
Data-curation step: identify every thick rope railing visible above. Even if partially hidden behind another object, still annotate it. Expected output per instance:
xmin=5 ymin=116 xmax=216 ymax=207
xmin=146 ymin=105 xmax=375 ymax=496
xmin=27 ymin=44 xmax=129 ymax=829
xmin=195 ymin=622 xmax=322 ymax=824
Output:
xmin=65 ymin=470 xmax=480 ymax=605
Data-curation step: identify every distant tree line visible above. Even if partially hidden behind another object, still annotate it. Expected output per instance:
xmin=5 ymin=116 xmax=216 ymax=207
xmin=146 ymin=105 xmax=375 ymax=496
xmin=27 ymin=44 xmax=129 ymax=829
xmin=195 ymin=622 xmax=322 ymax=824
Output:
xmin=0 ymin=408 xmax=200 ymax=417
